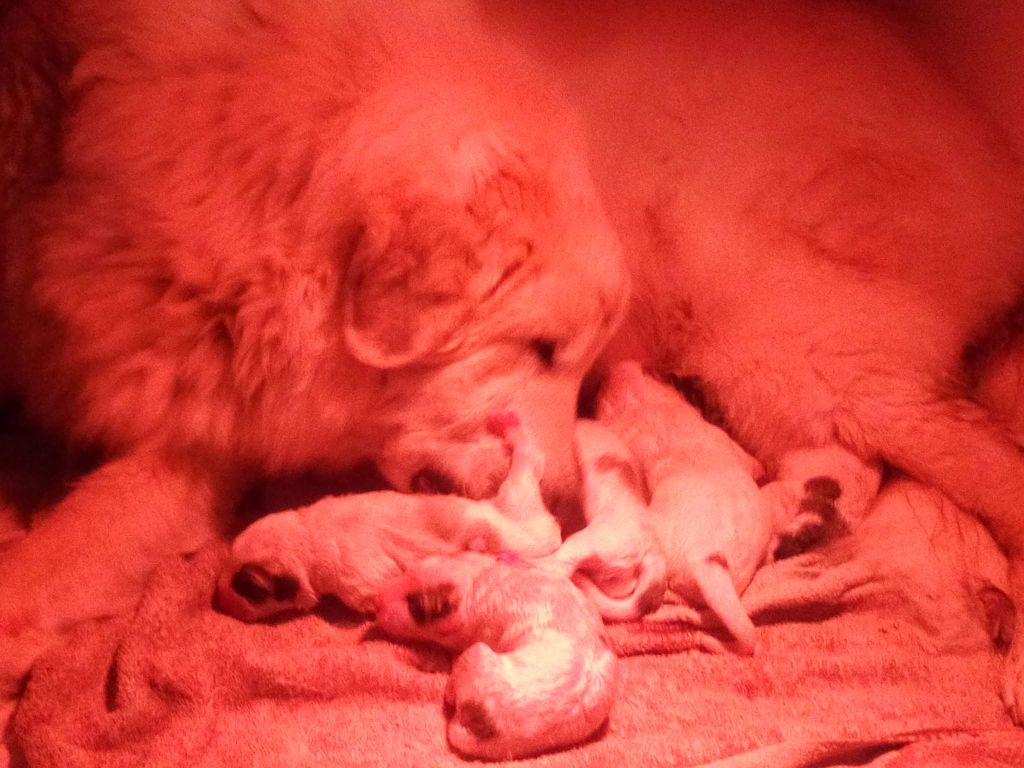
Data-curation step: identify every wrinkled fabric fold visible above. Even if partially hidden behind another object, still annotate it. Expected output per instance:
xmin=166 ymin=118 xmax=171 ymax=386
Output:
xmin=11 ymin=495 xmax=1024 ymax=768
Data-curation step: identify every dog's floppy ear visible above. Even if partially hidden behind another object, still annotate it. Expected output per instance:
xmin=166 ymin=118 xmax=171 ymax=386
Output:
xmin=341 ymin=190 xmax=531 ymax=368
xmin=341 ymin=211 xmax=478 ymax=368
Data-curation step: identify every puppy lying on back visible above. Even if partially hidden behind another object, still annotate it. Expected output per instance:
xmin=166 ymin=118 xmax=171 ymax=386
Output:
xmin=489 ymin=0 xmax=1024 ymax=718
xmin=0 ymin=0 xmax=630 ymax=693
xmin=546 ymin=419 xmax=666 ymax=621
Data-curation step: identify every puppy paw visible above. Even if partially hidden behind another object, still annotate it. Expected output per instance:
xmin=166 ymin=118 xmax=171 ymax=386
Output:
xmin=489 ymin=410 xmax=545 ymax=484
xmin=445 ymin=643 xmax=505 ymax=755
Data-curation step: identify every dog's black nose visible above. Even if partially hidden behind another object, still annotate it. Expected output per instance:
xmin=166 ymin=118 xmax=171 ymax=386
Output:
xmin=412 ymin=467 xmax=457 ymax=495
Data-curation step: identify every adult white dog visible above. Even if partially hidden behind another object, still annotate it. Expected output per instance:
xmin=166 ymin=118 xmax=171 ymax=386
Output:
xmin=487 ymin=0 xmax=1024 ymax=721
xmin=0 ymin=0 xmax=629 ymax=696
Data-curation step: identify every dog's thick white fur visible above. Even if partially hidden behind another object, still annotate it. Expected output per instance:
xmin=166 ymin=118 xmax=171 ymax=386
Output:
xmin=0 ymin=0 xmax=628 ymax=694
xmin=486 ymin=1 xmax=1024 ymax=720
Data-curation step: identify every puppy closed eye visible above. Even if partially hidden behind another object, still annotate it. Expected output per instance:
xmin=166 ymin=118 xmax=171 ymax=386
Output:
xmin=530 ymin=338 xmax=558 ymax=368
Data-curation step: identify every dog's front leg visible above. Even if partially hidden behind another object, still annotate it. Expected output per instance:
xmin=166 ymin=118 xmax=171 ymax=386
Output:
xmin=0 ymin=450 xmax=237 ymax=698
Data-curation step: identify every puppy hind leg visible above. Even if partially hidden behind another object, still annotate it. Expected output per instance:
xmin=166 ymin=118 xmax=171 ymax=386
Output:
xmin=692 ymin=558 xmax=758 ymax=655
xmin=836 ymin=386 xmax=1024 ymax=721
xmin=487 ymin=413 xmax=561 ymax=554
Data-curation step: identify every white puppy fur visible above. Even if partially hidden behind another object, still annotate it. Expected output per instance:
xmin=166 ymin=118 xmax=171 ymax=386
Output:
xmin=487 ymin=0 xmax=1024 ymax=716
xmin=216 ymin=412 xmax=561 ymax=620
xmin=0 ymin=0 xmax=628 ymax=694
xmin=218 ymin=414 xmax=666 ymax=625
xmin=375 ymin=551 xmax=617 ymax=761
xmin=548 ymin=419 xmax=667 ymax=621
xmin=596 ymin=361 xmax=769 ymax=653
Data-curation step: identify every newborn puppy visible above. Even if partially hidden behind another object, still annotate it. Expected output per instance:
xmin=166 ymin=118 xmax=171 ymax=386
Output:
xmin=217 ymin=413 xmax=560 ymax=620
xmin=374 ymin=551 xmax=617 ymax=760
xmin=596 ymin=361 xmax=771 ymax=653
xmin=548 ymin=419 xmax=667 ymax=620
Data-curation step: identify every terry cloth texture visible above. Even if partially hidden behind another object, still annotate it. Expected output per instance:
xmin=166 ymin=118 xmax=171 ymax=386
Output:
xmin=7 ymin=479 xmax=1024 ymax=768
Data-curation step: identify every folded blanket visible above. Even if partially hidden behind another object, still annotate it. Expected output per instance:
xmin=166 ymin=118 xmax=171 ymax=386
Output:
xmin=9 ymin=479 xmax=1024 ymax=767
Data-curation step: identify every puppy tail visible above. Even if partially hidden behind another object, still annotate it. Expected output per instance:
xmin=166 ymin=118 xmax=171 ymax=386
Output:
xmin=693 ymin=557 xmax=758 ymax=655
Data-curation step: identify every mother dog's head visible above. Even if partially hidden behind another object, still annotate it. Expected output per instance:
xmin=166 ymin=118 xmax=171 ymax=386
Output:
xmin=331 ymin=79 xmax=628 ymax=507
xmin=17 ymin=1 xmax=626 ymax=512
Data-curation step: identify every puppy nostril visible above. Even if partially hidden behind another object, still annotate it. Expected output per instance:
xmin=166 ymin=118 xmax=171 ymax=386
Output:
xmin=412 ymin=467 xmax=457 ymax=495
xmin=231 ymin=566 xmax=272 ymax=605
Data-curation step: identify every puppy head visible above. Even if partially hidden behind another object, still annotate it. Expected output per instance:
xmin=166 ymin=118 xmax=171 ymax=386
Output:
xmin=374 ymin=553 xmax=492 ymax=650
xmin=216 ymin=513 xmax=319 ymax=622
xmin=336 ymin=85 xmax=629 ymax=506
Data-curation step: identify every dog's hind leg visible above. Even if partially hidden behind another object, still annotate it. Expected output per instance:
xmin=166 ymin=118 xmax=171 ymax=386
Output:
xmin=835 ymin=381 xmax=1024 ymax=722
xmin=0 ymin=450 xmax=237 ymax=698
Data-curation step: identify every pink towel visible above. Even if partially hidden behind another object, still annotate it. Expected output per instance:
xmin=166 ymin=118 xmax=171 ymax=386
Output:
xmin=10 ymin=480 xmax=1024 ymax=767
